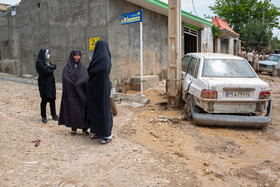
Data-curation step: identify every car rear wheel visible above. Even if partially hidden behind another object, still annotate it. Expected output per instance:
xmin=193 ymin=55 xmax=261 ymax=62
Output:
xmin=184 ymin=95 xmax=192 ymax=119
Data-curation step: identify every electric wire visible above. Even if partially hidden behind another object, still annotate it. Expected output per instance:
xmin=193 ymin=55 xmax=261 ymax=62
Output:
xmin=192 ymin=0 xmax=199 ymax=16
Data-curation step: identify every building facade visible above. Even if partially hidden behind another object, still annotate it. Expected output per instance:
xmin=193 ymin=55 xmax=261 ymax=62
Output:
xmin=212 ymin=16 xmax=240 ymax=56
xmin=0 ymin=0 xmax=213 ymax=85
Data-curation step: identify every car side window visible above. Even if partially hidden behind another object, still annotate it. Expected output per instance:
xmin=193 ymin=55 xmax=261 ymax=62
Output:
xmin=182 ymin=55 xmax=191 ymax=72
xmin=187 ymin=57 xmax=198 ymax=78
xmin=194 ymin=60 xmax=200 ymax=78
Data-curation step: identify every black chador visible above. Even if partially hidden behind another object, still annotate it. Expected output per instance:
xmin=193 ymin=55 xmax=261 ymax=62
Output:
xmin=59 ymin=50 xmax=89 ymax=132
xmin=87 ymin=40 xmax=113 ymax=139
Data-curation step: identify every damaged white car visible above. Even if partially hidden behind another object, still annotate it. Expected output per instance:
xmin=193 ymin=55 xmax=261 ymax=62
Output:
xmin=182 ymin=53 xmax=272 ymax=128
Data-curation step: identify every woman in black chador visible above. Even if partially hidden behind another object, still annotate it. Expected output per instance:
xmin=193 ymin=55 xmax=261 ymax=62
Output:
xmin=36 ymin=49 xmax=59 ymax=123
xmin=87 ymin=40 xmax=113 ymax=144
xmin=58 ymin=49 xmax=89 ymax=135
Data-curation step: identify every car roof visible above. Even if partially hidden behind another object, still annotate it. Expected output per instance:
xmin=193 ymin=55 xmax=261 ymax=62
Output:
xmin=184 ymin=53 xmax=244 ymax=60
xmin=270 ymin=54 xmax=280 ymax=56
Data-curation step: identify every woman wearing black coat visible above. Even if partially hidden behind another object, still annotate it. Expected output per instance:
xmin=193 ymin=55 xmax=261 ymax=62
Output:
xmin=36 ymin=49 xmax=59 ymax=123
xmin=87 ymin=40 xmax=113 ymax=144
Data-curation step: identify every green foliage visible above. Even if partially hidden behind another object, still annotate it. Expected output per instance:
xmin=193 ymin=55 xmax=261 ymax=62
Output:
xmin=204 ymin=14 xmax=214 ymax=20
xmin=209 ymin=0 xmax=280 ymax=34
xmin=270 ymin=36 xmax=280 ymax=51
xmin=212 ymin=24 xmax=221 ymax=38
xmin=210 ymin=0 xmax=280 ymax=51
xmin=240 ymin=19 xmax=273 ymax=51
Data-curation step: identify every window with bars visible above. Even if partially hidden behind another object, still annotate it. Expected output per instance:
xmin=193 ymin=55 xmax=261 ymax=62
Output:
xmin=184 ymin=27 xmax=198 ymax=37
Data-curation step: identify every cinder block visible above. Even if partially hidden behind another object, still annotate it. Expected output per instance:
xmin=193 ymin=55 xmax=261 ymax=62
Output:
xmin=115 ymin=93 xmax=149 ymax=104
xmin=130 ymin=75 xmax=159 ymax=91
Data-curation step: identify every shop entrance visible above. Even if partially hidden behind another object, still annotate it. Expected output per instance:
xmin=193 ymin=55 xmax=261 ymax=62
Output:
xmin=184 ymin=27 xmax=198 ymax=55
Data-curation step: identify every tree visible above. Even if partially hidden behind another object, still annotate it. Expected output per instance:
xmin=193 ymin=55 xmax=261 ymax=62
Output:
xmin=212 ymin=24 xmax=221 ymax=38
xmin=209 ymin=0 xmax=280 ymax=34
xmin=240 ymin=19 xmax=273 ymax=51
xmin=270 ymin=36 xmax=280 ymax=51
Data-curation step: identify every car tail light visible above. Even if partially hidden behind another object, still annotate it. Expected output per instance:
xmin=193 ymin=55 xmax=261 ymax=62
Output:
xmin=259 ymin=90 xmax=271 ymax=99
xmin=201 ymin=89 xmax=218 ymax=99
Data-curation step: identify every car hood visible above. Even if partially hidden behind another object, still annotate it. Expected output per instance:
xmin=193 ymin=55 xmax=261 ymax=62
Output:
xmin=202 ymin=77 xmax=269 ymax=90
xmin=259 ymin=60 xmax=278 ymax=66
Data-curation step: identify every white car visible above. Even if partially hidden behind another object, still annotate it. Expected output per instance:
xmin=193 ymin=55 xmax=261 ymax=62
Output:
xmin=182 ymin=53 xmax=272 ymax=128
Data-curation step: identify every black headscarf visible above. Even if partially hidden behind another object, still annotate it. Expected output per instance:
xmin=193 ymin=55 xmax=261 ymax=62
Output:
xmin=58 ymin=49 xmax=89 ymax=129
xmin=65 ymin=49 xmax=83 ymax=82
xmin=87 ymin=40 xmax=113 ymax=137
xmin=88 ymin=40 xmax=111 ymax=76
xmin=37 ymin=49 xmax=47 ymax=63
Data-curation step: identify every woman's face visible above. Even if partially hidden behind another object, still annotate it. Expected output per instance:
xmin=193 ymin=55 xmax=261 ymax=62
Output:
xmin=74 ymin=54 xmax=81 ymax=63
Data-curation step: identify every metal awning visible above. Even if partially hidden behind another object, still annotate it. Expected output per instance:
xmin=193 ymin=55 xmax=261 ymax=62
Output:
xmin=126 ymin=0 xmax=212 ymax=29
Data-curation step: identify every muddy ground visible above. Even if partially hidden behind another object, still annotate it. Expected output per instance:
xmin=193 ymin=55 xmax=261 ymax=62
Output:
xmin=0 ymin=73 xmax=280 ymax=187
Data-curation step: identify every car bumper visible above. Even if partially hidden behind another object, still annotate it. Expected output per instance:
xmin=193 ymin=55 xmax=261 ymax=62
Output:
xmin=259 ymin=66 xmax=273 ymax=72
xmin=191 ymin=97 xmax=272 ymax=128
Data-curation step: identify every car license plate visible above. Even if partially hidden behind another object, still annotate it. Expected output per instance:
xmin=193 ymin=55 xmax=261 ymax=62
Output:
xmin=225 ymin=92 xmax=250 ymax=97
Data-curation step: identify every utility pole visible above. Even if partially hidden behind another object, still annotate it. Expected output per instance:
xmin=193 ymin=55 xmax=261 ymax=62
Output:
xmin=167 ymin=0 xmax=182 ymax=108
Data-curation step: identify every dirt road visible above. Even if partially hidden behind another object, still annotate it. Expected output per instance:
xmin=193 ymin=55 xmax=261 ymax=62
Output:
xmin=0 ymin=74 xmax=280 ymax=186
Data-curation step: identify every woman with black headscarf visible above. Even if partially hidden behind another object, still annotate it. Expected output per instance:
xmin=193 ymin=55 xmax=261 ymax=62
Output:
xmin=36 ymin=49 xmax=59 ymax=123
xmin=59 ymin=49 xmax=89 ymax=135
xmin=87 ymin=40 xmax=113 ymax=144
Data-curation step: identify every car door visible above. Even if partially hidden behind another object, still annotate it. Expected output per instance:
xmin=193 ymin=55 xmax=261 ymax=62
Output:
xmin=184 ymin=56 xmax=200 ymax=92
xmin=182 ymin=55 xmax=191 ymax=91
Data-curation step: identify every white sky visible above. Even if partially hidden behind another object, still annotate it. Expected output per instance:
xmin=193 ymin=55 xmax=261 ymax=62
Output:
xmin=1 ymin=0 xmax=280 ymax=37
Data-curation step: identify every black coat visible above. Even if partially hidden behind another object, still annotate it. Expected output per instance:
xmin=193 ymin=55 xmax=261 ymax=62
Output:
xmin=58 ymin=49 xmax=89 ymax=129
xmin=36 ymin=49 xmax=56 ymax=99
xmin=87 ymin=40 xmax=113 ymax=137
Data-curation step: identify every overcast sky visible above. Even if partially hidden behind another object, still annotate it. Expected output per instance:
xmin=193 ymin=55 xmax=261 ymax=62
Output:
xmin=1 ymin=0 xmax=280 ymax=37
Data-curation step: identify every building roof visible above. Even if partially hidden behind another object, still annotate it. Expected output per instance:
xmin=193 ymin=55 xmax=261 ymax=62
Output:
xmin=212 ymin=16 xmax=240 ymax=38
xmin=126 ymin=0 xmax=212 ymax=30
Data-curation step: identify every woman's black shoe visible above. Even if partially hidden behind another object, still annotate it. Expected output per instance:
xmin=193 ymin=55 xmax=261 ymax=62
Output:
xmin=52 ymin=115 xmax=59 ymax=121
xmin=42 ymin=117 xmax=47 ymax=123
xmin=71 ymin=128 xmax=77 ymax=135
xmin=82 ymin=129 xmax=89 ymax=135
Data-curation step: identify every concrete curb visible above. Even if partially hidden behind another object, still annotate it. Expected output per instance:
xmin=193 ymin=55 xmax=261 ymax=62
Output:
xmin=0 ymin=73 xmax=62 ymax=89
xmin=0 ymin=73 xmax=147 ymax=104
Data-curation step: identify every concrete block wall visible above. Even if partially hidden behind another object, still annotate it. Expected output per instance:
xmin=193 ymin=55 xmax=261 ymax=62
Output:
xmin=107 ymin=0 xmax=168 ymax=85
xmin=130 ymin=75 xmax=159 ymax=91
xmin=0 ymin=16 xmax=9 ymax=59
xmin=200 ymin=27 xmax=214 ymax=53
xmin=0 ymin=0 xmax=169 ymax=86
xmin=11 ymin=0 xmax=109 ymax=80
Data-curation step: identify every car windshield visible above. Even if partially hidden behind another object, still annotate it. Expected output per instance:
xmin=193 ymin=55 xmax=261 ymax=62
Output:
xmin=266 ymin=55 xmax=280 ymax=62
xmin=202 ymin=59 xmax=257 ymax=78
